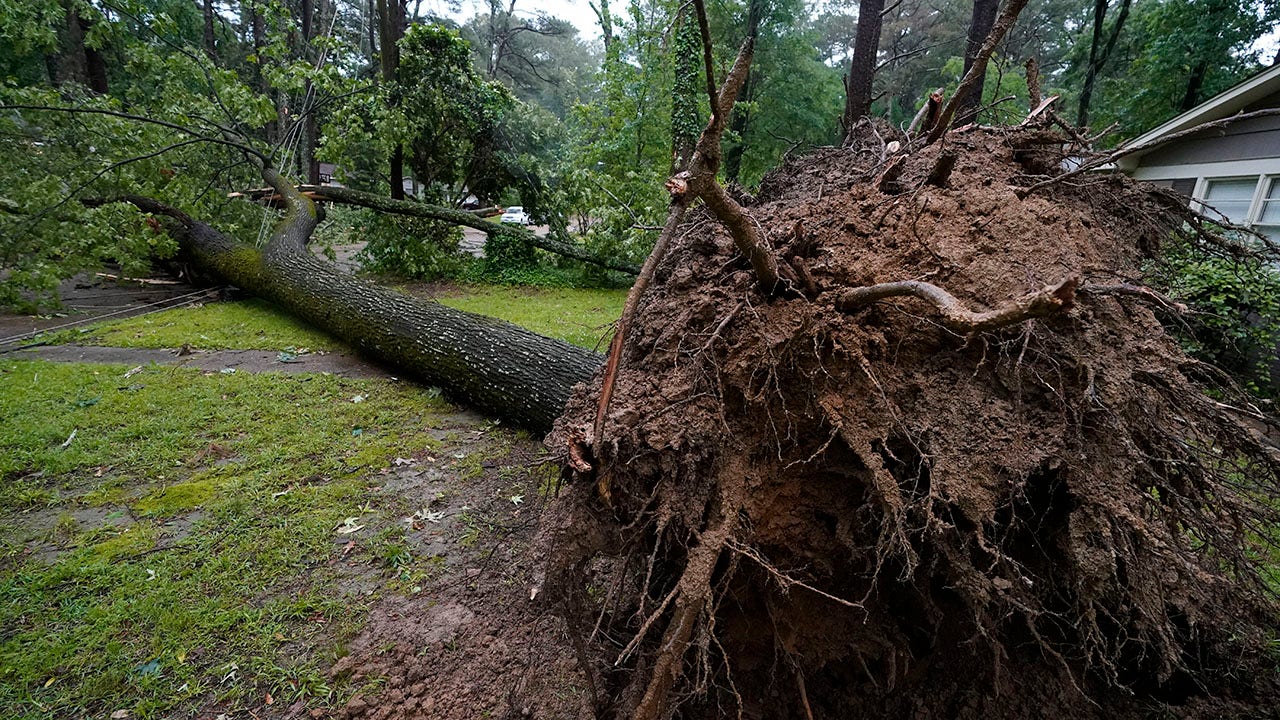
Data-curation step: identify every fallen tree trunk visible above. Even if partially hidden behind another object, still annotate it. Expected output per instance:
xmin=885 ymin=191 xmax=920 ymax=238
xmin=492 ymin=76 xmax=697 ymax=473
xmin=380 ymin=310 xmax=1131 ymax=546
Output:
xmin=301 ymin=185 xmax=641 ymax=275
xmin=98 ymin=182 xmax=604 ymax=433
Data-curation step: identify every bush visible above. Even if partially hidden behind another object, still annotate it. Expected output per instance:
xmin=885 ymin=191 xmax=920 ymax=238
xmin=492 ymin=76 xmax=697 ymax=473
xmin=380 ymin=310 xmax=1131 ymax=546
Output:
xmin=352 ymin=210 xmax=466 ymax=281
xmin=1154 ymin=240 xmax=1280 ymax=397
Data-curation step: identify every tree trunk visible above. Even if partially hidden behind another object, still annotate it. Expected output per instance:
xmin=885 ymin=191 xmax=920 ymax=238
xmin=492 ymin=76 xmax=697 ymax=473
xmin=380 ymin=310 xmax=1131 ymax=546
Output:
xmin=377 ymin=0 xmax=405 ymax=199
xmin=56 ymin=0 xmax=89 ymax=87
xmin=955 ymin=0 xmax=999 ymax=127
xmin=1180 ymin=60 xmax=1208 ymax=111
xmin=202 ymin=0 xmax=218 ymax=60
xmin=110 ymin=182 xmax=602 ymax=433
xmin=722 ymin=0 xmax=762 ymax=181
xmin=1077 ymin=0 xmax=1131 ymax=128
xmin=670 ymin=7 xmax=701 ymax=174
xmin=841 ymin=0 xmax=886 ymax=140
xmin=300 ymin=0 xmax=320 ymax=185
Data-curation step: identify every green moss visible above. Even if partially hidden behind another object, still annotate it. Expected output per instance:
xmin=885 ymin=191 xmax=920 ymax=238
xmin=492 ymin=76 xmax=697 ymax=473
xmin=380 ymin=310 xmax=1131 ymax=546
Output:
xmin=86 ymin=522 xmax=158 ymax=561
xmin=434 ymin=285 xmax=627 ymax=350
xmin=133 ymin=477 xmax=221 ymax=516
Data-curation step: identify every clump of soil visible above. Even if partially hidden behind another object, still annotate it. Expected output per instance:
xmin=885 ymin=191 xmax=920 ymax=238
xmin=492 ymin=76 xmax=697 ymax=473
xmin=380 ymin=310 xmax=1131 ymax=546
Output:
xmin=543 ymin=128 xmax=1280 ymax=719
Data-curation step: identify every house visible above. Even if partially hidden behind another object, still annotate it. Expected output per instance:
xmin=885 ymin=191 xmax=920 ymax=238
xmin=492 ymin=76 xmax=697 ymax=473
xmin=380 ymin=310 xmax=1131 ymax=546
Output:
xmin=1114 ymin=62 xmax=1280 ymax=242
xmin=316 ymin=162 xmax=422 ymax=198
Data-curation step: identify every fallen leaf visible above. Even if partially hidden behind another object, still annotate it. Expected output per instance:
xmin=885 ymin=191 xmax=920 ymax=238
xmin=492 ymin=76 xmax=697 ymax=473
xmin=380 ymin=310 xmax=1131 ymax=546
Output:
xmin=510 ymin=495 xmax=524 ymax=505
xmin=110 ymin=710 xmax=130 ymax=719
xmin=122 ymin=366 xmax=144 ymax=379
xmin=176 ymin=650 xmax=187 ymax=664
xmin=336 ymin=517 xmax=365 ymax=535
xmin=265 ymin=692 xmax=274 ymax=705
xmin=43 ymin=677 xmax=56 ymax=688
xmin=393 ymin=457 xmax=417 ymax=466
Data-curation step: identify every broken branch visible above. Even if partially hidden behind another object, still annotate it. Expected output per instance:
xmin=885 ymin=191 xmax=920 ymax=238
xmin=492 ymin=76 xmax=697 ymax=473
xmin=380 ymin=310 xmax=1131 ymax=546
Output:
xmin=926 ymin=0 xmax=1032 ymax=143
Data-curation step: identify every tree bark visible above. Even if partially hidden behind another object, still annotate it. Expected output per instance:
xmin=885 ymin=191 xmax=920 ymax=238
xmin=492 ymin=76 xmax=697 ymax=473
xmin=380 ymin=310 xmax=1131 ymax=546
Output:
xmin=104 ymin=182 xmax=602 ymax=434
xmin=954 ymin=0 xmax=999 ymax=127
xmin=841 ymin=0 xmax=886 ymax=140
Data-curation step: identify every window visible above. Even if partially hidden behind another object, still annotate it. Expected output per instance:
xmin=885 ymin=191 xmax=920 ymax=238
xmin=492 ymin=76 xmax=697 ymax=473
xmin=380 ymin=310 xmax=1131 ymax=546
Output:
xmin=1200 ymin=177 xmax=1259 ymax=224
xmin=1258 ymin=177 xmax=1280 ymax=243
xmin=1192 ymin=175 xmax=1280 ymax=244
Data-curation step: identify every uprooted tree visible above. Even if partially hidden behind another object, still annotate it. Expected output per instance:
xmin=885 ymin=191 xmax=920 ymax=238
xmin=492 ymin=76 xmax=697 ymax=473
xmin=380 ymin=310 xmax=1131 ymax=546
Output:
xmin=8 ymin=0 xmax=1280 ymax=717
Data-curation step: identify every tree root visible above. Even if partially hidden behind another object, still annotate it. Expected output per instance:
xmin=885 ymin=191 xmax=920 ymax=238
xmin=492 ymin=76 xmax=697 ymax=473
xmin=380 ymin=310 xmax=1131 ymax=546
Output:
xmin=831 ymin=275 xmax=1078 ymax=333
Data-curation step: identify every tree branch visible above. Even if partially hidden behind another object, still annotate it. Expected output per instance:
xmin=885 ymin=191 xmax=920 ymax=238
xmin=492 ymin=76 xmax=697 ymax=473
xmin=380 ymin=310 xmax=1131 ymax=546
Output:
xmin=0 ymin=104 xmax=268 ymax=161
xmin=832 ymin=276 xmax=1078 ymax=333
xmin=302 ymin=185 xmax=640 ymax=274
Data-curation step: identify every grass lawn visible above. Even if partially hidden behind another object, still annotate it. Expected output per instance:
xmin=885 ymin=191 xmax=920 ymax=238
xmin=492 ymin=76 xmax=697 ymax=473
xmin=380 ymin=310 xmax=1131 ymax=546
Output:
xmin=47 ymin=285 xmax=627 ymax=352
xmin=46 ymin=298 xmax=341 ymax=353
xmin=433 ymin=285 xmax=626 ymax=350
xmin=0 ymin=359 xmax=487 ymax=718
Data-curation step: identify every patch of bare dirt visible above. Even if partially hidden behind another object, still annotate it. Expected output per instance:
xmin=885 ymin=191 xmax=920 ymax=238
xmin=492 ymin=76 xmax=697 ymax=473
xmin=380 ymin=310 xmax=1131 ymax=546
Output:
xmin=321 ymin=425 xmax=592 ymax=720
xmin=541 ymin=129 xmax=1280 ymax=718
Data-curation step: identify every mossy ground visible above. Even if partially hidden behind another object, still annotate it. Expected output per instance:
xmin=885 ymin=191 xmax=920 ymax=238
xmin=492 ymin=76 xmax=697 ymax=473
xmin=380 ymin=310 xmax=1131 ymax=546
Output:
xmin=0 ymin=353 xmax=551 ymax=718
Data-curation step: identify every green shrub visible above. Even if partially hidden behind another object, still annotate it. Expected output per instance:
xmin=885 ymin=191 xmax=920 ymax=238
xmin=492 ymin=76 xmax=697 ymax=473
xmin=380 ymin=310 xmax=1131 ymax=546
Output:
xmin=1154 ymin=240 xmax=1280 ymax=397
xmin=354 ymin=210 xmax=465 ymax=281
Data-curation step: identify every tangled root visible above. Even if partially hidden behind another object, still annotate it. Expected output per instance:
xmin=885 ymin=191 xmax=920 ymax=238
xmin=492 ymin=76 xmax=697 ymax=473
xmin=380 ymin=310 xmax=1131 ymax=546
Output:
xmin=541 ymin=128 xmax=1280 ymax=720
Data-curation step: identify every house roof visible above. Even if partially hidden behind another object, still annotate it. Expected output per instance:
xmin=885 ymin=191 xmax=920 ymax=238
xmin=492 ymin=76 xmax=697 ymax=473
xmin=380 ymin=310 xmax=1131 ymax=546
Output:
xmin=1114 ymin=62 xmax=1280 ymax=171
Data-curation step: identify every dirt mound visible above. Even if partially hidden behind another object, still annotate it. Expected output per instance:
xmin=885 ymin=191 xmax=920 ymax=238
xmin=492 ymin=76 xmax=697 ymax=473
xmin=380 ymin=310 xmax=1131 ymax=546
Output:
xmin=542 ymin=129 xmax=1280 ymax=719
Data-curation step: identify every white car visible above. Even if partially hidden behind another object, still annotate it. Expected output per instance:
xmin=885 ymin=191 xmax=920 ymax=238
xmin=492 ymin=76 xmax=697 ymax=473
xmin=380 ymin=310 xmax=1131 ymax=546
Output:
xmin=500 ymin=206 xmax=532 ymax=225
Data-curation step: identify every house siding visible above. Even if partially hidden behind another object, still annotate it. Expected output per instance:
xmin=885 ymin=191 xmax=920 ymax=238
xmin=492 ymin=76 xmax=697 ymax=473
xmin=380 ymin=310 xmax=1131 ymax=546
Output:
xmin=1137 ymin=114 xmax=1280 ymax=168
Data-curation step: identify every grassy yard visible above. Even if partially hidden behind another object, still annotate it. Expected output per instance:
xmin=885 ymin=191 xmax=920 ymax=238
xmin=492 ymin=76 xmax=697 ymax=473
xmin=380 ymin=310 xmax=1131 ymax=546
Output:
xmin=432 ymin=285 xmax=625 ymax=350
xmin=0 ymin=360 xmax=434 ymax=717
xmin=0 ymin=354 xmax=550 ymax=719
xmin=0 ymin=282 xmax=618 ymax=717
xmin=47 ymin=285 xmax=626 ymax=353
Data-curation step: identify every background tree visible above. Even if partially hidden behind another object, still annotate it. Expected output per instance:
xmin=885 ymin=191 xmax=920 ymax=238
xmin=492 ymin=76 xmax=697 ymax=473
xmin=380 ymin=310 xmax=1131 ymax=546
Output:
xmin=840 ymin=0 xmax=885 ymax=138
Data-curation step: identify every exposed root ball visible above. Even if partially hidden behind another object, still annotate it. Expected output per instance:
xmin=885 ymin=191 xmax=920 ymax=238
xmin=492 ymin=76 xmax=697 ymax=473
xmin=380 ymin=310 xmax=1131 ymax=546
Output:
xmin=542 ymin=129 xmax=1280 ymax=719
